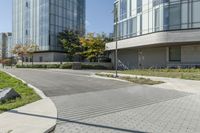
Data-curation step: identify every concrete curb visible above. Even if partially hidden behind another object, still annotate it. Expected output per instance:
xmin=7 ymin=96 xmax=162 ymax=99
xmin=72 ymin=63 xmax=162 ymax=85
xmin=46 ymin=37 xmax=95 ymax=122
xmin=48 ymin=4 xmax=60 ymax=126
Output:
xmin=92 ymin=72 xmax=164 ymax=84
xmin=99 ymin=72 xmax=200 ymax=94
xmin=0 ymin=70 xmax=58 ymax=133
xmin=91 ymin=74 xmax=130 ymax=83
xmin=95 ymin=72 xmax=167 ymax=83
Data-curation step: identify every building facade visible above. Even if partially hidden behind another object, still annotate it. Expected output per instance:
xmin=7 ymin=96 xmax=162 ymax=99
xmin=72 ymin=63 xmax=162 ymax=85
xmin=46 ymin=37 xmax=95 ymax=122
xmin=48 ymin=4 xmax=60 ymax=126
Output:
xmin=7 ymin=34 xmax=13 ymax=58
xmin=0 ymin=33 xmax=12 ymax=59
xmin=13 ymin=0 xmax=85 ymax=62
xmin=106 ymin=0 xmax=200 ymax=69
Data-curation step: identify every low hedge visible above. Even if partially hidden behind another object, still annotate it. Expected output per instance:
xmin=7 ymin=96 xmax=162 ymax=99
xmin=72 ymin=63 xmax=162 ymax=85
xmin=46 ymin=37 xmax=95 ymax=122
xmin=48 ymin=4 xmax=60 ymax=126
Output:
xmin=60 ymin=63 xmax=72 ymax=69
xmin=46 ymin=64 xmax=60 ymax=69
xmin=81 ymin=64 xmax=108 ymax=70
xmin=16 ymin=64 xmax=57 ymax=69
xmin=16 ymin=63 xmax=109 ymax=70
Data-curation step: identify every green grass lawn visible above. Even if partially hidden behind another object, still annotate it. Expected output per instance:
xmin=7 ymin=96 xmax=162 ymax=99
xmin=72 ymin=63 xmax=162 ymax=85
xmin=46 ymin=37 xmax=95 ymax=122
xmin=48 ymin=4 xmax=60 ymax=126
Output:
xmin=113 ymin=69 xmax=200 ymax=80
xmin=0 ymin=71 xmax=40 ymax=112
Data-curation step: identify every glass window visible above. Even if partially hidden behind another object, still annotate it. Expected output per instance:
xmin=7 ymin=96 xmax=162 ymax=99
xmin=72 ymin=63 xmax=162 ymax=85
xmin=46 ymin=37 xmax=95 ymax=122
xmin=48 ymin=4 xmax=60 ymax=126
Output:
xmin=26 ymin=2 xmax=29 ymax=8
xmin=163 ymin=6 xmax=169 ymax=30
xmin=26 ymin=30 xmax=28 ymax=35
xmin=39 ymin=56 xmax=43 ymax=62
xmin=137 ymin=0 xmax=142 ymax=13
xmin=169 ymin=3 xmax=181 ymax=29
xmin=169 ymin=47 xmax=181 ymax=62
xmin=129 ymin=0 xmax=132 ymax=16
xmin=129 ymin=17 xmax=137 ymax=37
xmin=181 ymin=1 xmax=188 ymax=29
xmin=155 ymin=8 xmax=160 ymax=31
xmin=122 ymin=20 xmax=128 ymax=38
xmin=139 ymin=14 xmax=142 ymax=35
xmin=153 ymin=0 xmax=169 ymax=7
xmin=153 ymin=0 xmax=160 ymax=7
xmin=120 ymin=0 xmax=127 ymax=20
xmin=192 ymin=1 xmax=200 ymax=28
xmin=26 ymin=57 xmax=29 ymax=62
xmin=119 ymin=22 xmax=123 ymax=39
xmin=114 ymin=2 xmax=119 ymax=23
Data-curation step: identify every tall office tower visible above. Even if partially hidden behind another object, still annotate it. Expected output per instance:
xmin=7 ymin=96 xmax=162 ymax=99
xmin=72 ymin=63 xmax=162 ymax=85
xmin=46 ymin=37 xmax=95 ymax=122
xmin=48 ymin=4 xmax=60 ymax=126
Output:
xmin=13 ymin=0 xmax=85 ymax=62
xmin=0 ymin=33 xmax=12 ymax=59
xmin=107 ymin=0 xmax=200 ymax=69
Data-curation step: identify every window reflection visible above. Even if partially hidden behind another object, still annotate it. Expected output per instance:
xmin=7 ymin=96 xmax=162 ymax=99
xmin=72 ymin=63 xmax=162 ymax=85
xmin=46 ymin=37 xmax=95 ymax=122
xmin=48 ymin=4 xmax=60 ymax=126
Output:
xmin=114 ymin=0 xmax=200 ymax=40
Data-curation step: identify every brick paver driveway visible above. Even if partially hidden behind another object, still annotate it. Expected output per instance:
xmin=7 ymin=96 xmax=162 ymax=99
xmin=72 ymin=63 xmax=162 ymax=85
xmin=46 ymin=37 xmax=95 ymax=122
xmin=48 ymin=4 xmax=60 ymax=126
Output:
xmin=4 ymin=69 xmax=200 ymax=133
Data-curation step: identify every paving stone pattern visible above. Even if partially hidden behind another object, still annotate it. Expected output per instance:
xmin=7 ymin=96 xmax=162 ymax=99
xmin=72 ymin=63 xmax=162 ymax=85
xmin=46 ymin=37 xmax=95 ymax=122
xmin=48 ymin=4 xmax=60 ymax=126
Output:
xmin=4 ymin=69 xmax=200 ymax=133
xmin=51 ymin=86 xmax=189 ymax=122
xmin=56 ymin=94 xmax=200 ymax=133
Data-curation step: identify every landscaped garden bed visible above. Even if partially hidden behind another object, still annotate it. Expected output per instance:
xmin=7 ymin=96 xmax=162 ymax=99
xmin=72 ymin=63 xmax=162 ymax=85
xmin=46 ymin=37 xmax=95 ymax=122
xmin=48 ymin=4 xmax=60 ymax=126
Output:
xmin=96 ymin=73 xmax=164 ymax=85
xmin=16 ymin=62 xmax=111 ymax=70
xmin=114 ymin=69 xmax=200 ymax=80
xmin=0 ymin=71 xmax=40 ymax=113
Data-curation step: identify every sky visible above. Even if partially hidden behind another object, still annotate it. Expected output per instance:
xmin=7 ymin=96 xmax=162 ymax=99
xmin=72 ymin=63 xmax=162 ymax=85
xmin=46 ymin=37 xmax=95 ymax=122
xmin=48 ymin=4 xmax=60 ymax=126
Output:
xmin=0 ymin=0 xmax=114 ymax=34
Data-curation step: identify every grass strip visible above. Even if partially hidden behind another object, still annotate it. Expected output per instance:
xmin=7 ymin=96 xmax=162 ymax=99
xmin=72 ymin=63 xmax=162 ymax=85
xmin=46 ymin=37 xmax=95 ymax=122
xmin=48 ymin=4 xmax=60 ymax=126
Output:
xmin=0 ymin=71 xmax=40 ymax=112
xmin=96 ymin=73 xmax=164 ymax=85
xmin=114 ymin=69 xmax=200 ymax=80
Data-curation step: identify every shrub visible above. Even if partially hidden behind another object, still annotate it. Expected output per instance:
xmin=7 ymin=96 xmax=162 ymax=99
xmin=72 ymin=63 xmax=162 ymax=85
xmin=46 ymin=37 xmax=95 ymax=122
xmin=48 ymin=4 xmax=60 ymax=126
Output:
xmin=16 ymin=64 xmax=66 ymax=69
xmin=60 ymin=63 xmax=72 ymax=69
xmin=16 ymin=64 xmax=23 ymax=68
xmin=16 ymin=63 xmax=109 ymax=70
xmin=31 ymin=64 xmax=47 ymax=68
xmin=81 ymin=64 xmax=107 ymax=70
xmin=46 ymin=64 xmax=60 ymax=68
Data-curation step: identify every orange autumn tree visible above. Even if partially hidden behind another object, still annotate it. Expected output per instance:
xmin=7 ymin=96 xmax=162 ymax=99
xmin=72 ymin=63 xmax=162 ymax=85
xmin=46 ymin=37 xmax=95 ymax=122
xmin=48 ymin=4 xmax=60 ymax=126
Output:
xmin=12 ymin=44 xmax=28 ymax=66
xmin=80 ymin=33 xmax=106 ymax=62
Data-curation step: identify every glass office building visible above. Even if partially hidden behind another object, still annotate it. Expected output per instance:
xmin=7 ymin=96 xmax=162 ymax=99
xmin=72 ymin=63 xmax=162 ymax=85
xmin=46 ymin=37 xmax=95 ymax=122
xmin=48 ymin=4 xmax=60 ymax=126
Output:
xmin=0 ymin=33 xmax=5 ymax=59
xmin=13 ymin=0 xmax=85 ymax=62
xmin=7 ymin=34 xmax=13 ymax=58
xmin=107 ymin=0 xmax=200 ymax=69
xmin=0 ymin=33 xmax=12 ymax=59
xmin=114 ymin=0 xmax=200 ymax=40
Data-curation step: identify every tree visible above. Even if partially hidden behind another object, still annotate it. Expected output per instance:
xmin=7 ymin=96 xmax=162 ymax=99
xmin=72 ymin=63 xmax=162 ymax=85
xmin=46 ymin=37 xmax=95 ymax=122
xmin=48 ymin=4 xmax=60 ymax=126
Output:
xmin=12 ymin=44 xmax=28 ymax=66
xmin=80 ymin=33 xmax=106 ymax=62
xmin=26 ymin=44 xmax=39 ymax=66
xmin=58 ymin=30 xmax=82 ymax=61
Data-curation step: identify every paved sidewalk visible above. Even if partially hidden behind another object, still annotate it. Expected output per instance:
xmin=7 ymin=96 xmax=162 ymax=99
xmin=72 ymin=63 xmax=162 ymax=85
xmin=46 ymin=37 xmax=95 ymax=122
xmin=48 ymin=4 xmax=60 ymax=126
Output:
xmin=3 ymin=69 xmax=200 ymax=133
xmin=99 ymin=72 xmax=200 ymax=94
xmin=0 ymin=98 xmax=57 ymax=133
xmin=55 ymin=73 xmax=200 ymax=133
xmin=0 ymin=70 xmax=57 ymax=133
xmin=56 ymin=94 xmax=200 ymax=133
xmin=55 ymin=72 xmax=200 ymax=133
xmin=55 ymin=74 xmax=200 ymax=133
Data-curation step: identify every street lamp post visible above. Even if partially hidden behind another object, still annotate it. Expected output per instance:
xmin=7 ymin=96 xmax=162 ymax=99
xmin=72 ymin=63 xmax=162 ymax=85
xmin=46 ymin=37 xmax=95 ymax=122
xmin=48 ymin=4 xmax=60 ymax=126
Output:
xmin=114 ymin=1 xmax=119 ymax=78
xmin=115 ymin=25 xmax=118 ymax=78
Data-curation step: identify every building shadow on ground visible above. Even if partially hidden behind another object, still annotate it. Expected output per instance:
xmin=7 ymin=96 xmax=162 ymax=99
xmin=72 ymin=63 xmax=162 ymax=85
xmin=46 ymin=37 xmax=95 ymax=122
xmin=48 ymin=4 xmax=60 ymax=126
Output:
xmin=8 ymin=110 xmax=148 ymax=133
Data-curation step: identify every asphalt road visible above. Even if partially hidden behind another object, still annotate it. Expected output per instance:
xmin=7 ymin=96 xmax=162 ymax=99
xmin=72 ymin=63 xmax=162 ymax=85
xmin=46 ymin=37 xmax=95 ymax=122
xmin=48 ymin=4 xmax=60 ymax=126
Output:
xmin=3 ymin=68 xmax=193 ymax=133
xmin=3 ymin=69 xmax=132 ymax=97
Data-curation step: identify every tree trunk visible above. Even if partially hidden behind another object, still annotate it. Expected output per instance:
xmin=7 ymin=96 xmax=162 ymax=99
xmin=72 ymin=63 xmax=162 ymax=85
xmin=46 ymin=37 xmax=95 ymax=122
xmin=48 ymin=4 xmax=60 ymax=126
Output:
xmin=21 ymin=55 xmax=24 ymax=66
xmin=11 ymin=57 xmax=13 ymax=68
xmin=32 ymin=55 xmax=34 ymax=67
